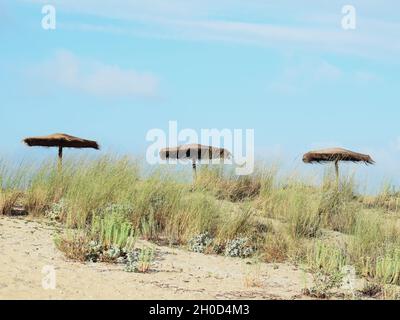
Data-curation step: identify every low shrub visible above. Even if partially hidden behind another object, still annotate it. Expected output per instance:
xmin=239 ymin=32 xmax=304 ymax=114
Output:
xmin=225 ymin=236 xmax=254 ymax=258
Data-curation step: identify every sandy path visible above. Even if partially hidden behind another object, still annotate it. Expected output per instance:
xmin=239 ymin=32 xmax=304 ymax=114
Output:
xmin=0 ymin=216 xmax=310 ymax=300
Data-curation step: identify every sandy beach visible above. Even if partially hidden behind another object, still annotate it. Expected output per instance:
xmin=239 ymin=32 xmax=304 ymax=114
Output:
xmin=0 ymin=216 xmax=311 ymax=300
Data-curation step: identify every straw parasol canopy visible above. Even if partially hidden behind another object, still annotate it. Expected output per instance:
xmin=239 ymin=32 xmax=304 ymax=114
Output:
xmin=302 ymin=147 xmax=374 ymax=181
xmin=160 ymin=144 xmax=231 ymax=178
xmin=23 ymin=133 xmax=99 ymax=166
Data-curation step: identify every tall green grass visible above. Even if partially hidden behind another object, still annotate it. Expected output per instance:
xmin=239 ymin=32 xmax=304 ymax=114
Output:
xmin=21 ymin=156 xmax=255 ymax=246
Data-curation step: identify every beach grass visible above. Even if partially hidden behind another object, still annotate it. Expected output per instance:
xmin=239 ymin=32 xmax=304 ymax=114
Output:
xmin=2 ymin=154 xmax=400 ymax=296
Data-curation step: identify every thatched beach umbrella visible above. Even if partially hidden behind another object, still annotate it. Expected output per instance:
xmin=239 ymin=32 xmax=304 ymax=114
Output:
xmin=302 ymin=147 xmax=374 ymax=182
xmin=160 ymin=144 xmax=231 ymax=178
xmin=23 ymin=133 xmax=99 ymax=167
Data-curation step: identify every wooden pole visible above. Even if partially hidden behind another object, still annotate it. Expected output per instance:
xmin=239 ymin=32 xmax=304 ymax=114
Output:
xmin=58 ymin=146 xmax=63 ymax=171
xmin=192 ymin=159 xmax=197 ymax=182
xmin=335 ymin=160 xmax=339 ymax=188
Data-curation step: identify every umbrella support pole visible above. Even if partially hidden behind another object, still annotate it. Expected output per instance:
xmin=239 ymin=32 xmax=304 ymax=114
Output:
xmin=58 ymin=146 xmax=63 ymax=170
xmin=334 ymin=160 xmax=339 ymax=189
xmin=192 ymin=159 xmax=197 ymax=183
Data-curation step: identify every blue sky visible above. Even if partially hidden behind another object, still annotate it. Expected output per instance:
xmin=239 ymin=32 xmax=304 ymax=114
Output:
xmin=1 ymin=1 xmax=400 ymax=191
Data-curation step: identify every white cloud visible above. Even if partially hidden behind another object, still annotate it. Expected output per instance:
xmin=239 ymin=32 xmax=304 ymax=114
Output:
xmin=28 ymin=50 xmax=159 ymax=98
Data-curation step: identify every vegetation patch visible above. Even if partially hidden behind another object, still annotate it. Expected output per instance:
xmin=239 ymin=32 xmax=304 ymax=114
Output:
xmin=3 ymin=156 xmax=400 ymax=298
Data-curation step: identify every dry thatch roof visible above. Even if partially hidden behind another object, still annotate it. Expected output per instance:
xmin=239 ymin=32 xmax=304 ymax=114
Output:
xmin=302 ymin=147 xmax=374 ymax=165
xmin=160 ymin=144 xmax=231 ymax=161
xmin=23 ymin=133 xmax=99 ymax=149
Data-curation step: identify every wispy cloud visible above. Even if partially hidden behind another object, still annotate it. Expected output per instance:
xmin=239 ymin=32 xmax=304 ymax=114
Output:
xmin=27 ymin=50 xmax=159 ymax=98
xmin=24 ymin=0 xmax=400 ymax=22
xmin=60 ymin=18 xmax=400 ymax=60
xmin=23 ymin=0 xmax=400 ymax=60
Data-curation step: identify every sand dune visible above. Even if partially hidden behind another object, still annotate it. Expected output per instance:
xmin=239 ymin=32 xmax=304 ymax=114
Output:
xmin=0 ymin=216 xmax=313 ymax=300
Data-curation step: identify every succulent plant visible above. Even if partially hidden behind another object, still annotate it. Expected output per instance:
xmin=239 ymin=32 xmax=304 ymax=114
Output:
xmin=85 ymin=240 xmax=103 ymax=262
xmin=188 ymin=232 xmax=213 ymax=253
xmin=45 ymin=199 xmax=66 ymax=221
xmin=124 ymin=250 xmax=140 ymax=272
xmin=225 ymin=237 xmax=254 ymax=258
xmin=105 ymin=245 xmax=121 ymax=260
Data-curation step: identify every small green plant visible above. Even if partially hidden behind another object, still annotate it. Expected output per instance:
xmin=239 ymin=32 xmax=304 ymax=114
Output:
xmin=105 ymin=245 xmax=122 ymax=260
xmin=91 ymin=211 xmax=136 ymax=250
xmin=125 ymin=247 xmax=155 ymax=273
xmin=188 ymin=232 xmax=213 ymax=253
xmin=45 ymin=199 xmax=66 ymax=221
xmin=225 ymin=237 xmax=254 ymax=258
xmin=85 ymin=240 xmax=103 ymax=262
xmin=124 ymin=250 xmax=140 ymax=272
xmin=56 ymin=210 xmax=137 ymax=263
